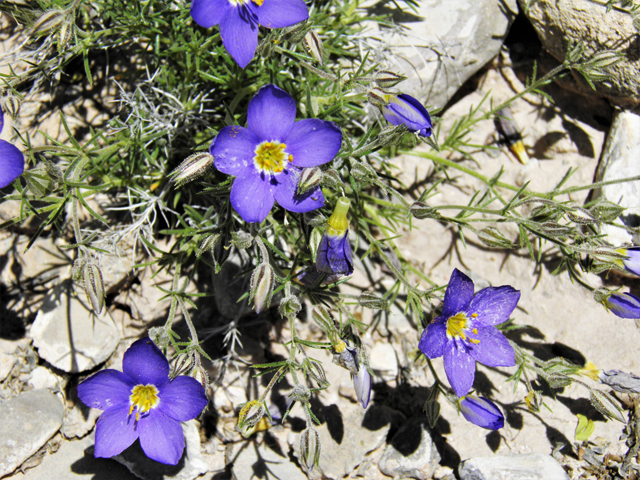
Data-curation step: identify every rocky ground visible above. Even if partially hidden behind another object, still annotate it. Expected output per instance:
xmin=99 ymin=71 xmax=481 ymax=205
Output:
xmin=1 ymin=1 xmax=640 ymax=480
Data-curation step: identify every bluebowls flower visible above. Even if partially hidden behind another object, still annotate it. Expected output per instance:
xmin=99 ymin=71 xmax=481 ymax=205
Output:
xmin=459 ymin=395 xmax=504 ymax=430
xmin=419 ymin=268 xmax=520 ymax=397
xmin=78 ymin=338 xmax=209 ymax=465
xmin=0 ymin=105 xmax=24 ymax=189
xmin=381 ymin=94 xmax=432 ymax=137
xmin=211 ymin=84 xmax=342 ymax=223
xmin=316 ymin=197 xmax=353 ymax=275
xmin=602 ymin=292 xmax=640 ymax=319
xmin=191 ymin=0 xmax=308 ymax=68
xmin=617 ymin=246 xmax=640 ymax=276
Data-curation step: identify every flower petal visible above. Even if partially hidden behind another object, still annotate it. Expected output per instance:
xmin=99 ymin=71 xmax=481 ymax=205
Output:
xmin=622 ymin=247 xmax=640 ymax=276
xmin=272 ymin=167 xmax=325 ymax=214
xmin=468 ymin=326 xmax=515 ymax=368
xmin=211 ymin=125 xmax=259 ymax=176
xmin=78 ymin=369 xmax=135 ymax=411
xmin=139 ymin=410 xmax=185 ymax=465
xmin=230 ymin=169 xmax=275 ymax=223
xmin=443 ymin=342 xmax=476 ymax=397
xmin=466 ymin=285 xmax=520 ymax=326
xmin=459 ymin=395 xmax=504 ymax=430
xmin=0 ymin=140 xmax=25 ymax=189
xmin=256 ymin=0 xmax=308 ymax=29
xmin=381 ymin=94 xmax=432 ymax=137
xmin=123 ymin=338 xmax=170 ymax=387
xmin=315 ymin=230 xmax=353 ymax=275
xmin=0 ymin=105 xmax=4 ymax=134
xmin=94 ymin=405 xmax=139 ymax=458
xmin=285 ymin=119 xmax=342 ymax=168
xmin=219 ymin=6 xmax=259 ymax=68
xmin=418 ymin=318 xmax=447 ymax=358
xmin=191 ymin=0 xmax=231 ymax=27
xmin=441 ymin=269 xmax=475 ymax=319
xmin=158 ymin=376 xmax=209 ymax=422
xmin=605 ymin=293 xmax=640 ymax=319
xmin=247 ymin=84 xmax=296 ymax=142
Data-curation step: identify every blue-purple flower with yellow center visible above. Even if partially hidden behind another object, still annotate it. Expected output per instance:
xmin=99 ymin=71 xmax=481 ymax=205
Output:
xmin=316 ymin=197 xmax=353 ymax=275
xmin=601 ymin=292 xmax=640 ymax=319
xmin=78 ymin=338 xmax=208 ymax=465
xmin=0 ymin=105 xmax=25 ymax=189
xmin=381 ymin=94 xmax=432 ymax=137
xmin=419 ymin=269 xmax=519 ymax=397
xmin=459 ymin=395 xmax=504 ymax=430
xmin=190 ymin=0 xmax=308 ymax=68
xmin=211 ymin=84 xmax=342 ymax=223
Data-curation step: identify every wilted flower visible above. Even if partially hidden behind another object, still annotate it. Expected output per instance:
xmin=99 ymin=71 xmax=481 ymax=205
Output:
xmin=419 ymin=269 xmax=520 ymax=397
xmin=190 ymin=0 xmax=308 ymax=68
xmin=316 ymin=197 xmax=354 ymax=275
xmin=353 ymin=362 xmax=372 ymax=409
xmin=211 ymin=85 xmax=342 ymax=223
xmin=459 ymin=395 xmax=504 ymax=430
xmin=332 ymin=340 xmax=358 ymax=374
xmin=0 ymin=105 xmax=25 ymax=189
xmin=77 ymin=338 xmax=209 ymax=465
xmin=494 ymin=107 xmax=529 ymax=165
xmin=600 ymin=292 xmax=640 ymax=319
xmin=237 ymin=400 xmax=266 ymax=437
xmin=380 ymin=93 xmax=432 ymax=137
xmin=599 ymin=369 xmax=640 ymax=394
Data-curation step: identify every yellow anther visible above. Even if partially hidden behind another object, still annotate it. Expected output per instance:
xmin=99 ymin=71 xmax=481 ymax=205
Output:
xmin=469 ymin=338 xmax=480 ymax=344
xmin=471 ymin=313 xmax=478 ymax=318
xmin=472 ymin=328 xmax=478 ymax=335
xmin=334 ymin=340 xmax=347 ymax=353
xmin=129 ymin=384 xmax=159 ymax=420
xmin=254 ymin=141 xmax=290 ymax=174
xmin=251 ymin=0 xmax=264 ymax=5
xmin=446 ymin=312 xmax=468 ymax=340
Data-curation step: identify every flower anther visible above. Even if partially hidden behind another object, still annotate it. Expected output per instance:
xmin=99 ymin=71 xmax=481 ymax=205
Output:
xmin=254 ymin=141 xmax=292 ymax=174
xmin=446 ymin=312 xmax=480 ymax=344
xmin=129 ymin=384 xmax=160 ymax=421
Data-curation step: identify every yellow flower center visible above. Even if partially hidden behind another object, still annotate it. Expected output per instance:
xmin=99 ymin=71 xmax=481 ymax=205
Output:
xmin=446 ymin=312 xmax=480 ymax=344
xmin=254 ymin=141 xmax=293 ymax=174
xmin=129 ymin=384 xmax=159 ymax=421
xmin=228 ymin=0 xmax=262 ymax=6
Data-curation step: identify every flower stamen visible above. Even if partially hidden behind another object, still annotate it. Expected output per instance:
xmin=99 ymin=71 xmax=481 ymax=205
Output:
xmin=129 ymin=384 xmax=159 ymax=421
xmin=446 ymin=312 xmax=480 ymax=345
xmin=254 ymin=141 xmax=290 ymax=174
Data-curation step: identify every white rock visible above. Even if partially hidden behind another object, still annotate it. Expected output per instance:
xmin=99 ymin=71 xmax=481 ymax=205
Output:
xmin=26 ymin=366 xmax=62 ymax=390
xmin=234 ymin=429 xmax=307 ymax=480
xmin=0 ymin=352 xmax=16 ymax=381
xmin=369 ymin=342 xmax=398 ymax=381
xmin=459 ymin=453 xmax=570 ymax=480
xmin=30 ymin=281 xmax=120 ymax=373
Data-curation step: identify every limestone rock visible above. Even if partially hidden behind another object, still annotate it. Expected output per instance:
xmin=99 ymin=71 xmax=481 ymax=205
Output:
xmin=233 ymin=429 xmax=307 ymax=480
xmin=30 ymin=280 xmax=120 ymax=373
xmin=114 ymin=420 xmax=209 ymax=480
xmin=379 ymin=417 xmax=441 ymax=480
xmin=368 ymin=342 xmax=398 ymax=381
xmin=0 ymin=351 xmax=16 ymax=381
xmin=459 ymin=453 xmax=570 ymax=480
xmin=521 ymin=0 xmax=640 ymax=107
xmin=26 ymin=366 xmax=64 ymax=391
xmin=594 ymin=109 xmax=640 ymax=246
xmin=0 ymin=389 xmax=64 ymax=477
xmin=376 ymin=0 xmax=518 ymax=108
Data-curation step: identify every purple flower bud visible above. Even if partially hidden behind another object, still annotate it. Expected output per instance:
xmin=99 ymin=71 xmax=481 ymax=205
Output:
xmin=316 ymin=198 xmax=353 ymax=275
xmin=353 ymin=363 xmax=372 ymax=409
xmin=602 ymin=292 xmax=640 ymax=319
xmin=459 ymin=395 xmax=504 ymax=430
xmin=381 ymin=94 xmax=432 ymax=137
xmin=618 ymin=246 xmax=640 ymax=276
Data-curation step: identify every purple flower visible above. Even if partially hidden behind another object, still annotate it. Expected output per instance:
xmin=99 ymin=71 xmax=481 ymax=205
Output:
xmin=419 ymin=269 xmax=519 ymax=397
xmin=191 ymin=0 xmax=308 ymax=68
xmin=316 ymin=197 xmax=353 ymax=275
xmin=0 ymin=105 xmax=25 ymax=189
xmin=353 ymin=363 xmax=371 ymax=409
xmin=459 ymin=395 xmax=504 ymax=430
xmin=602 ymin=292 xmax=640 ymax=319
xmin=617 ymin=247 xmax=640 ymax=276
xmin=211 ymin=84 xmax=342 ymax=223
xmin=381 ymin=94 xmax=432 ymax=137
xmin=78 ymin=338 xmax=209 ymax=465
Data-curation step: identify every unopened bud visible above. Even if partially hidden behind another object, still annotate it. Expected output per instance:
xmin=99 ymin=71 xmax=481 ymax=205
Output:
xmin=31 ymin=9 xmax=67 ymax=35
xmin=279 ymin=294 xmax=301 ymax=319
xmin=300 ymin=428 xmax=321 ymax=471
xmin=23 ymin=169 xmax=55 ymax=197
xmin=353 ymin=362 xmax=372 ymax=409
xmin=290 ymin=384 xmax=311 ymax=403
xmin=524 ymin=390 xmax=544 ymax=413
xmin=169 ymin=152 xmax=214 ymax=188
xmin=589 ymin=200 xmax=624 ymax=222
xmin=568 ymin=42 xmax=585 ymax=64
xmin=566 ymin=207 xmax=597 ymax=225
xmin=586 ymin=50 xmax=624 ymax=69
xmin=321 ymin=168 xmax=343 ymax=190
xmin=366 ymin=87 xmax=389 ymax=107
xmin=477 ymin=227 xmax=515 ymax=249
xmin=3 ymin=94 xmax=21 ymax=118
xmin=539 ymin=221 xmax=574 ymax=237
xmin=304 ymin=212 xmax=327 ymax=228
xmin=410 ymin=201 xmax=441 ymax=219
xmin=303 ymin=30 xmax=325 ymax=65
xmin=589 ymin=389 xmax=626 ymax=423
xmin=358 ymin=291 xmax=389 ymax=310
xmin=306 ymin=359 xmax=329 ymax=388
xmin=250 ymin=263 xmax=275 ymax=314
xmin=351 ymin=161 xmax=377 ymax=183
xmin=374 ymin=70 xmax=407 ymax=89
xmin=57 ymin=21 xmax=73 ymax=54
xmin=83 ymin=263 xmax=105 ymax=314
xmin=197 ymin=234 xmax=219 ymax=258
xmin=230 ymin=230 xmax=253 ymax=250
xmin=238 ymin=400 xmax=266 ymax=437
xmin=297 ymin=167 xmax=323 ymax=196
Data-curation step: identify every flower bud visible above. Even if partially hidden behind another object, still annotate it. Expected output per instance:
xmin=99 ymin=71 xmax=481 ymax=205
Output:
xmin=566 ymin=207 xmax=597 ymax=225
xmin=381 ymin=93 xmax=432 ymax=137
xmin=289 ymin=384 xmax=311 ymax=403
xmin=459 ymin=395 xmax=504 ymax=430
xmin=316 ymin=198 xmax=353 ymax=275
xmin=495 ymin=107 xmax=528 ymax=164
xmin=23 ymin=169 xmax=55 ymax=197
xmin=599 ymin=369 xmax=640 ymax=394
xmin=589 ymin=389 xmax=626 ymax=423
xmin=351 ymin=161 xmax=377 ymax=184
xmin=353 ymin=363 xmax=372 ymax=409
xmin=3 ymin=94 xmax=21 ymax=118
xmin=230 ymin=230 xmax=253 ymax=250
xmin=539 ymin=221 xmax=574 ymax=237
xmin=169 ymin=152 xmax=214 ymax=188
xmin=374 ymin=70 xmax=407 ymax=89
xmin=410 ymin=201 xmax=441 ymax=219
xmin=366 ymin=87 xmax=390 ymax=107
xmin=297 ymin=167 xmax=323 ymax=196
xmin=305 ymin=359 xmax=329 ymax=388
xmin=197 ymin=233 xmax=219 ymax=258
xmin=57 ymin=20 xmax=74 ymax=54
xmin=588 ymin=200 xmax=624 ymax=222
xmin=423 ymin=385 xmax=440 ymax=428
xmin=250 ymin=263 xmax=275 ymax=314
xmin=238 ymin=400 xmax=266 ymax=438
xmin=358 ymin=291 xmax=388 ymax=310
xmin=303 ymin=30 xmax=325 ymax=65
xmin=598 ymin=291 xmax=640 ymax=319
xmin=31 ymin=9 xmax=67 ymax=35
xmin=321 ymin=169 xmax=343 ymax=190
xmin=300 ymin=428 xmax=321 ymax=471
xmin=279 ymin=294 xmax=302 ymax=319
xmin=477 ymin=227 xmax=515 ymax=249
xmin=83 ymin=263 xmax=105 ymax=314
